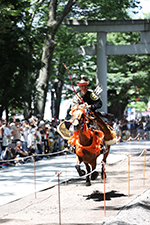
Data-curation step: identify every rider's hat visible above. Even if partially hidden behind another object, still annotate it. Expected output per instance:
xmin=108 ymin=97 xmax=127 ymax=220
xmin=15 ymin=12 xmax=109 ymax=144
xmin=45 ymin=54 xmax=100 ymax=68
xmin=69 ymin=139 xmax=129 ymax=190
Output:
xmin=76 ymin=75 xmax=89 ymax=86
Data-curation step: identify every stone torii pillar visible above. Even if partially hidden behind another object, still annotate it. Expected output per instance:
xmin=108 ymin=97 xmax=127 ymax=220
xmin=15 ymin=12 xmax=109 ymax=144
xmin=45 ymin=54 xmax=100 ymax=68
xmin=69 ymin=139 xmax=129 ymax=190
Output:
xmin=97 ymin=32 xmax=107 ymax=112
xmin=63 ymin=19 xmax=150 ymax=113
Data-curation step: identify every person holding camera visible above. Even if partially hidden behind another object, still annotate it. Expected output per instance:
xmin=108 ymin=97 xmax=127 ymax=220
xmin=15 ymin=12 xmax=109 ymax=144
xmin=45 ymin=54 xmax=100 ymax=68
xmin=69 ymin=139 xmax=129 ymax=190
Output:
xmin=1 ymin=146 xmax=16 ymax=161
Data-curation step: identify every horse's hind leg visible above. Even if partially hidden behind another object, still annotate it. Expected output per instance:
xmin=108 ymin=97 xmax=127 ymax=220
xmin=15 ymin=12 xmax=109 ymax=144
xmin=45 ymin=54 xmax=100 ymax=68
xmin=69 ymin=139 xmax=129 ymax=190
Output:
xmin=84 ymin=163 xmax=91 ymax=186
xmin=101 ymin=146 xmax=110 ymax=179
xmin=102 ymin=145 xmax=110 ymax=163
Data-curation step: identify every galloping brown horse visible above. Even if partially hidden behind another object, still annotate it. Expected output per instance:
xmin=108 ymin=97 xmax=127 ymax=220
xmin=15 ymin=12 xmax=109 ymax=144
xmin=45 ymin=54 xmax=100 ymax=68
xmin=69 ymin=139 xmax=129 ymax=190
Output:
xmin=68 ymin=105 xmax=116 ymax=186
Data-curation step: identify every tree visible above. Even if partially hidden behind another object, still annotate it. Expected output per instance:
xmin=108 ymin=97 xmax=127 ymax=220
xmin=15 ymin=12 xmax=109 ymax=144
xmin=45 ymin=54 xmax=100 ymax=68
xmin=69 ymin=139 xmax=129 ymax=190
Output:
xmin=0 ymin=0 xmax=46 ymax=119
xmin=35 ymin=0 xmax=141 ymax=118
xmin=0 ymin=0 xmax=142 ymax=119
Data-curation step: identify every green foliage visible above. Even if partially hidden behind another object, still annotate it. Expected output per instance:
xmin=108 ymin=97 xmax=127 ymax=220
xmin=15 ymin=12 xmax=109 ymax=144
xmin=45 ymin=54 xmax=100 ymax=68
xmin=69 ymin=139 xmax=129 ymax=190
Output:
xmin=69 ymin=0 xmax=140 ymax=20
xmin=0 ymin=0 xmax=47 ymax=115
xmin=0 ymin=0 xmax=146 ymax=118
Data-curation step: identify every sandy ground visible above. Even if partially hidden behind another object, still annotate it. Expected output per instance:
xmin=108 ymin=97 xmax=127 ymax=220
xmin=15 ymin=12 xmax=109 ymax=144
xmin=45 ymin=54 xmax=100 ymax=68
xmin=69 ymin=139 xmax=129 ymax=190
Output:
xmin=0 ymin=148 xmax=150 ymax=225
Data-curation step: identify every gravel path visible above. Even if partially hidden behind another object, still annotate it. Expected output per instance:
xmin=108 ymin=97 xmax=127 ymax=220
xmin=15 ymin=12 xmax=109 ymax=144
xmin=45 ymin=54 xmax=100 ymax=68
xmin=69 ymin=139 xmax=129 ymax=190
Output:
xmin=0 ymin=147 xmax=150 ymax=225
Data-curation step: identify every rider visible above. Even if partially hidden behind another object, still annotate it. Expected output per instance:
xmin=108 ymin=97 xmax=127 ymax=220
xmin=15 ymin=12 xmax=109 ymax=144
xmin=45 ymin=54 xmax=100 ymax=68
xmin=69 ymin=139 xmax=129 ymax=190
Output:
xmin=72 ymin=75 xmax=113 ymax=120
xmin=72 ymin=75 xmax=103 ymax=112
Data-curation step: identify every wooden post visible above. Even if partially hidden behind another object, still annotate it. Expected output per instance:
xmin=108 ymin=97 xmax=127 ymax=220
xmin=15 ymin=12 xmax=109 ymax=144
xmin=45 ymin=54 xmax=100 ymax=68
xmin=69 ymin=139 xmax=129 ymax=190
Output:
xmin=33 ymin=155 xmax=36 ymax=199
xmin=56 ymin=172 xmax=62 ymax=225
xmin=65 ymin=152 xmax=67 ymax=185
xmin=119 ymin=137 xmax=121 ymax=154
xmin=129 ymin=137 xmax=131 ymax=155
xmin=127 ymin=154 xmax=130 ymax=197
xmin=143 ymin=149 xmax=146 ymax=185
xmin=102 ymin=161 xmax=106 ymax=216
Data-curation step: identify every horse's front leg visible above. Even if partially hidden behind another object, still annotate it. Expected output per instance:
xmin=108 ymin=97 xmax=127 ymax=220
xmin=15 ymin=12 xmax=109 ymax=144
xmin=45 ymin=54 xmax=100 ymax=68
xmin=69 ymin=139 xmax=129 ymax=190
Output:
xmin=101 ymin=145 xmax=110 ymax=179
xmin=75 ymin=155 xmax=86 ymax=177
xmin=84 ymin=162 xmax=91 ymax=186
xmin=91 ymin=159 xmax=99 ymax=181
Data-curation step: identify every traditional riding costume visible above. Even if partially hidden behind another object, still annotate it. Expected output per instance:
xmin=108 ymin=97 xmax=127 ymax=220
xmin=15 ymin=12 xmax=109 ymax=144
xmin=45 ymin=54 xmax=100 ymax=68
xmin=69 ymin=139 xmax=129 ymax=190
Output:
xmin=72 ymin=76 xmax=103 ymax=112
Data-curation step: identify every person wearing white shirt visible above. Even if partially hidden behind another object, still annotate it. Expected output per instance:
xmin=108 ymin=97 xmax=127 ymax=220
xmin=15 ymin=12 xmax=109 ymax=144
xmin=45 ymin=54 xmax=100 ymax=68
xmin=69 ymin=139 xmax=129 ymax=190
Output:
xmin=36 ymin=126 xmax=43 ymax=157
xmin=20 ymin=120 xmax=29 ymax=151
xmin=2 ymin=122 xmax=12 ymax=149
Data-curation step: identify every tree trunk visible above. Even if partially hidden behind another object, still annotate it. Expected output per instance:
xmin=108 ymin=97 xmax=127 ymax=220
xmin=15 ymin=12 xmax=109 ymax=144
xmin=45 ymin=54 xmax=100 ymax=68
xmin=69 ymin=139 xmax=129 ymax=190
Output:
xmin=35 ymin=0 xmax=76 ymax=119
xmin=54 ymin=79 xmax=64 ymax=119
xmin=0 ymin=106 xmax=4 ymax=119
xmin=36 ymin=36 xmax=56 ymax=118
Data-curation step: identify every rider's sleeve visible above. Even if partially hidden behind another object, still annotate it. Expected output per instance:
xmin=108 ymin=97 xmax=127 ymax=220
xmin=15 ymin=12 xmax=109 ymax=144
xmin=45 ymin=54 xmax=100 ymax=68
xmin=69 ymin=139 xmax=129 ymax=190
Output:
xmin=91 ymin=99 xmax=102 ymax=111
xmin=89 ymin=91 xmax=103 ymax=111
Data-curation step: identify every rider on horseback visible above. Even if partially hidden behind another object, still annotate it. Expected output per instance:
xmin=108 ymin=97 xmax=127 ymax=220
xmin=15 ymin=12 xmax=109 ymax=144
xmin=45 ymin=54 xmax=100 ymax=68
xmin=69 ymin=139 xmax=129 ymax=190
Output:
xmin=72 ymin=76 xmax=113 ymax=120
xmin=72 ymin=75 xmax=103 ymax=112
xmin=57 ymin=75 xmax=116 ymax=179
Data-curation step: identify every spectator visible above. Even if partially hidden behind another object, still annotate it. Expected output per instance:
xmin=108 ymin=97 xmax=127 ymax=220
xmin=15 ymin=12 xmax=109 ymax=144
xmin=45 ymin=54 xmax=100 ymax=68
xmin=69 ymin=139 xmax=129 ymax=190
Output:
xmin=52 ymin=138 xmax=59 ymax=155
xmin=113 ymin=119 xmax=121 ymax=138
xmin=0 ymin=146 xmax=16 ymax=167
xmin=0 ymin=118 xmax=4 ymax=155
xmin=121 ymin=120 xmax=130 ymax=140
xmin=36 ymin=126 xmax=43 ymax=157
xmin=1 ymin=146 xmax=16 ymax=161
xmin=27 ymin=128 xmax=39 ymax=161
xmin=14 ymin=141 xmax=28 ymax=158
xmin=20 ymin=120 xmax=29 ymax=151
xmin=39 ymin=121 xmax=46 ymax=152
xmin=58 ymin=134 xmax=64 ymax=154
xmin=10 ymin=119 xmax=23 ymax=145
xmin=137 ymin=119 xmax=144 ymax=136
xmin=44 ymin=126 xmax=50 ymax=154
xmin=2 ymin=122 xmax=12 ymax=150
xmin=145 ymin=118 xmax=150 ymax=131
xmin=14 ymin=141 xmax=29 ymax=163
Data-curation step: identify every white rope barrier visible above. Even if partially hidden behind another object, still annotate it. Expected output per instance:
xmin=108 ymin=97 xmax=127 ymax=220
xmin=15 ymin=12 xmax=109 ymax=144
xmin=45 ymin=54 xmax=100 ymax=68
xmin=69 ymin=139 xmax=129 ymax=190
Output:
xmin=0 ymin=148 xmax=71 ymax=164
xmin=0 ymin=139 xmax=149 ymax=190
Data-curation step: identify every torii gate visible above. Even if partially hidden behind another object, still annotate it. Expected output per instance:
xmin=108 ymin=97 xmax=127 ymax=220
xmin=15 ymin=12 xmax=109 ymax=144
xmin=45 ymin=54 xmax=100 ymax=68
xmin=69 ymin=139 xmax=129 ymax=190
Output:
xmin=63 ymin=19 xmax=150 ymax=112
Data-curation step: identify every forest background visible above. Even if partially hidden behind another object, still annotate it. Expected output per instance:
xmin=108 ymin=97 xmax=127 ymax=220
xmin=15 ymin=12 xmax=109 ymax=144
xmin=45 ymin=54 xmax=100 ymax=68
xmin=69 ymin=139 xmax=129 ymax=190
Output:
xmin=0 ymin=0 xmax=150 ymax=121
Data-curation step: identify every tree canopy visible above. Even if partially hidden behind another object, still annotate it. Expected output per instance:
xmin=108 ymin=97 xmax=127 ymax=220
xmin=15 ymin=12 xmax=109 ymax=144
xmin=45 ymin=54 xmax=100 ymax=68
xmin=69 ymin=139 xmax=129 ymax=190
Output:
xmin=0 ymin=0 xmax=149 ymax=120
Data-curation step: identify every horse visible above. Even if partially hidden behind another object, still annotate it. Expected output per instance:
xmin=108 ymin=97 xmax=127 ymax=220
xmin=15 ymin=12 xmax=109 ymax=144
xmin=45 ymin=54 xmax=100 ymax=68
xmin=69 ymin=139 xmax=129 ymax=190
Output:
xmin=67 ymin=105 xmax=116 ymax=186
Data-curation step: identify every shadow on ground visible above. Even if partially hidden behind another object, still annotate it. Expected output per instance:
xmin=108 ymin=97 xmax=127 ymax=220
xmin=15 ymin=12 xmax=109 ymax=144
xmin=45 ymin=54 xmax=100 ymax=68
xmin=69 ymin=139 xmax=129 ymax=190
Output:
xmin=83 ymin=190 xmax=126 ymax=201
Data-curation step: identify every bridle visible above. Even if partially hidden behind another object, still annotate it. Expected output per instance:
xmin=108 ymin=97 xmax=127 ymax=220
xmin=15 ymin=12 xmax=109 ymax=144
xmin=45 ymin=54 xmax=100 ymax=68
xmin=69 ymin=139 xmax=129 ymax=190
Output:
xmin=70 ymin=106 xmax=90 ymax=132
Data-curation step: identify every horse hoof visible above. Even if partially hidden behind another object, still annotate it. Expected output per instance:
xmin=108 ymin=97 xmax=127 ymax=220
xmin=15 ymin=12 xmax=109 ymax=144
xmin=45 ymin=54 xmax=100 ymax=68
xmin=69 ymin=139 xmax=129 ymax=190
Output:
xmin=86 ymin=181 xmax=91 ymax=186
xmin=91 ymin=171 xmax=99 ymax=180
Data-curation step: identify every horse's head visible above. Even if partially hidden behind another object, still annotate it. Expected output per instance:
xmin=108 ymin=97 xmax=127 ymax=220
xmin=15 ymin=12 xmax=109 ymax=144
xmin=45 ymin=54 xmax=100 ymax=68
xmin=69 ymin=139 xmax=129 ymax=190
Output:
xmin=70 ymin=105 xmax=88 ymax=132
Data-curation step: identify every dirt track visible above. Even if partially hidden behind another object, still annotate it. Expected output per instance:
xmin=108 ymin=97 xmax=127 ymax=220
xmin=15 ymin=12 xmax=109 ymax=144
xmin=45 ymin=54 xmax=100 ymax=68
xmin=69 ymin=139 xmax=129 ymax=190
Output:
xmin=0 ymin=149 xmax=150 ymax=225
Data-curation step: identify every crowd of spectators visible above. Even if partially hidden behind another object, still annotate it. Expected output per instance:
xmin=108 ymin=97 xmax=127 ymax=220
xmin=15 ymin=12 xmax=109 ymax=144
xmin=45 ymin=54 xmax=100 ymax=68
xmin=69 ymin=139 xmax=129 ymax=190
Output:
xmin=0 ymin=114 xmax=150 ymax=169
xmin=112 ymin=115 xmax=150 ymax=141
xmin=0 ymin=116 xmax=67 ymax=169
